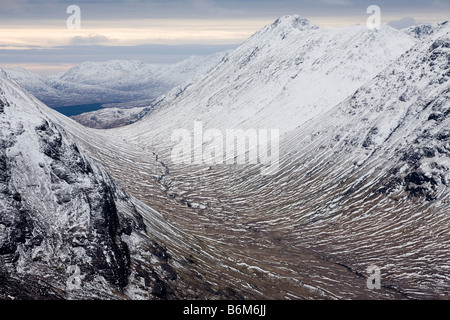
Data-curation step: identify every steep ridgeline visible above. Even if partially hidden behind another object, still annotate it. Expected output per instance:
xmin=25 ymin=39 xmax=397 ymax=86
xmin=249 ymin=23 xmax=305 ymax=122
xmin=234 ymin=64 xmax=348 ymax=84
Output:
xmin=0 ymin=69 xmax=265 ymax=300
xmin=5 ymin=53 xmax=225 ymax=108
xmin=118 ymin=14 xmax=417 ymax=149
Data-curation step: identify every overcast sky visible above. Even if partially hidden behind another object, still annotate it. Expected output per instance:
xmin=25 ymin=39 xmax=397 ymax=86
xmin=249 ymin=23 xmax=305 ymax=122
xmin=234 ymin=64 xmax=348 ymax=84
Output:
xmin=1 ymin=0 xmax=448 ymax=74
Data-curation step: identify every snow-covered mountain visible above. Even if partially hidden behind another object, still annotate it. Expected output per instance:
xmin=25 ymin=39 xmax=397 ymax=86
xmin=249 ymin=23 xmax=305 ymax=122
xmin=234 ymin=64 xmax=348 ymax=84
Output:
xmin=5 ymin=52 xmax=226 ymax=108
xmin=4 ymin=67 xmax=120 ymax=108
xmin=0 ymin=68 xmax=277 ymax=300
xmin=87 ymin=16 xmax=449 ymax=299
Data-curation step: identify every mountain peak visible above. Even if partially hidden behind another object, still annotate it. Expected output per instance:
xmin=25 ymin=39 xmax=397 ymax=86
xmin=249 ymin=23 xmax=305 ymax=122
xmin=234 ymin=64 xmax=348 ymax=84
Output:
xmin=272 ymin=15 xmax=318 ymax=31
xmin=243 ymin=14 xmax=320 ymax=46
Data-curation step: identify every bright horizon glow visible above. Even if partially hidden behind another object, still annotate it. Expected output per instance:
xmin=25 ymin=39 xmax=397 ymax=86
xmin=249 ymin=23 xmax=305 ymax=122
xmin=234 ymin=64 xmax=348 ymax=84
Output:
xmin=1 ymin=0 xmax=448 ymax=75
xmin=2 ymin=13 xmax=447 ymax=48
xmin=2 ymin=63 xmax=76 ymax=75
xmin=0 ymin=19 xmax=273 ymax=47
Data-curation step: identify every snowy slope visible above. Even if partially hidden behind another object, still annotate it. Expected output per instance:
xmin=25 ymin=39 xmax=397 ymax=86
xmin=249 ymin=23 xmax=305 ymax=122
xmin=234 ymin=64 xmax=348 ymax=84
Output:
xmin=5 ymin=52 xmax=226 ymax=108
xmin=1 ymin=64 xmax=345 ymax=300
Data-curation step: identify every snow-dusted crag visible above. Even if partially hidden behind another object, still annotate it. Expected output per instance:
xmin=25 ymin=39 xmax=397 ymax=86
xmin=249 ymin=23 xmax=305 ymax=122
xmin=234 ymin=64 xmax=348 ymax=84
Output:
xmin=70 ymin=107 xmax=146 ymax=129
xmin=403 ymin=21 xmax=449 ymax=39
xmin=257 ymin=19 xmax=450 ymax=298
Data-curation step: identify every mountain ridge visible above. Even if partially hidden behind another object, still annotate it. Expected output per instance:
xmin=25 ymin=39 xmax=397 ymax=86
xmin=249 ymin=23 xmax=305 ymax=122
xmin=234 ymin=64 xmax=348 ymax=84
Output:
xmin=117 ymin=17 xmax=417 ymax=152
xmin=5 ymin=53 xmax=226 ymax=108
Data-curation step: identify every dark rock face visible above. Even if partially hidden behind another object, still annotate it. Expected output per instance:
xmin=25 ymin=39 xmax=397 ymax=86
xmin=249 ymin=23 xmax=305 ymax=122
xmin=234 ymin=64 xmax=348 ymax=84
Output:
xmin=404 ymin=172 xmax=439 ymax=200
xmin=379 ymin=140 xmax=445 ymax=201
xmin=1 ymin=118 xmax=21 ymax=257
xmin=161 ymin=263 xmax=178 ymax=281
xmin=362 ymin=127 xmax=379 ymax=148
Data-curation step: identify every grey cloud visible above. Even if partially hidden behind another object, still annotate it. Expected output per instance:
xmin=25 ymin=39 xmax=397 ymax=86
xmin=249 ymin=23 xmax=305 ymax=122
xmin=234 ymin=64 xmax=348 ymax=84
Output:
xmin=70 ymin=34 xmax=113 ymax=45
xmin=388 ymin=17 xmax=418 ymax=30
